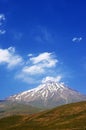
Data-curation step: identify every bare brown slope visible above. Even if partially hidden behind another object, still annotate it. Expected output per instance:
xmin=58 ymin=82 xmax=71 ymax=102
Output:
xmin=0 ymin=101 xmax=86 ymax=130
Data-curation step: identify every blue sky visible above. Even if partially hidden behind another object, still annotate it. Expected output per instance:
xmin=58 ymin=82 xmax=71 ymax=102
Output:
xmin=0 ymin=0 xmax=86 ymax=99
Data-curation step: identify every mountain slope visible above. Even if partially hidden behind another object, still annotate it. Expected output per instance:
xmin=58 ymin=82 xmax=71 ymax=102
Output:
xmin=0 ymin=101 xmax=86 ymax=130
xmin=0 ymin=100 xmax=42 ymax=118
xmin=7 ymin=81 xmax=86 ymax=108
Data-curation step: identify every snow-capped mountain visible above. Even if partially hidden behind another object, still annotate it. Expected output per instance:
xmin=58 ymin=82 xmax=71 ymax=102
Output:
xmin=7 ymin=81 xmax=86 ymax=108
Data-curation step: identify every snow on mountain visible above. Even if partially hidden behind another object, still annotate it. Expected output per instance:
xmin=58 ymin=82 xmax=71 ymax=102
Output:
xmin=7 ymin=81 xmax=86 ymax=108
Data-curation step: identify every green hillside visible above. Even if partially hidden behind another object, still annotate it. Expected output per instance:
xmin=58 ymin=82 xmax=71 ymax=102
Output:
xmin=0 ymin=101 xmax=86 ymax=130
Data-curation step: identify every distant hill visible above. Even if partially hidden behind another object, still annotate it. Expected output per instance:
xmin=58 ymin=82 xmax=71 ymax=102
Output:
xmin=0 ymin=101 xmax=86 ymax=130
xmin=0 ymin=100 xmax=42 ymax=118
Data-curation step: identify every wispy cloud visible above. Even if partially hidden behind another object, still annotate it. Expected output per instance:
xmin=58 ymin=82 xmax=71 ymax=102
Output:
xmin=15 ymin=73 xmax=41 ymax=84
xmin=72 ymin=37 xmax=82 ymax=42
xmin=0 ymin=14 xmax=6 ymax=35
xmin=0 ymin=47 xmax=23 ymax=68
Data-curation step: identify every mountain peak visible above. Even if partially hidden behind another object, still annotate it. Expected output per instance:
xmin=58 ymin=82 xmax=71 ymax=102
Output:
xmin=7 ymin=81 xmax=86 ymax=108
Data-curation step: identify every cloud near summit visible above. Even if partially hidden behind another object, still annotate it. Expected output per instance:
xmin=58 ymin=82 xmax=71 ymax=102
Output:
xmin=42 ymin=76 xmax=62 ymax=83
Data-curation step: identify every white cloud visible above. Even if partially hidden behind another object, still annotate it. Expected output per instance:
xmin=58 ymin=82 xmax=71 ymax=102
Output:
xmin=0 ymin=47 xmax=23 ymax=68
xmin=22 ymin=52 xmax=58 ymax=75
xmin=30 ymin=52 xmax=55 ymax=64
xmin=16 ymin=52 xmax=59 ymax=84
xmin=42 ymin=76 xmax=62 ymax=83
xmin=23 ymin=65 xmax=44 ymax=75
xmin=0 ymin=46 xmax=64 ymax=85
xmin=72 ymin=37 xmax=82 ymax=42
